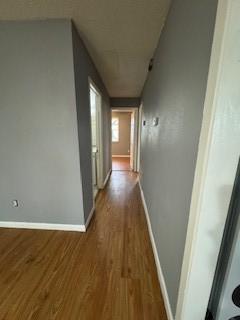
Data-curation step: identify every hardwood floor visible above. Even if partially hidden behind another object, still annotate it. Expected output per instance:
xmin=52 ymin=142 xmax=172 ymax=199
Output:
xmin=112 ymin=157 xmax=131 ymax=171
xmin=0 ymin=171 xmax=167 ymax=319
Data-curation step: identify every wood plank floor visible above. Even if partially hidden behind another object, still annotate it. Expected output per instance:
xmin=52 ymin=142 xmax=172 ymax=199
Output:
xmin=112 ymin=157 xmax=131 ymax=171
xmin=0 ymin=171 xmax=167 ymax=320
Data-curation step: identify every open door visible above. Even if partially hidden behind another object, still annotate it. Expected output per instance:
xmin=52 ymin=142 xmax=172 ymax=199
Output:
xmin=130 ymin=109 xmax=139 ymax=172
xmin=130 ymin=112 xmax=134 ymax=170
xmin=111 ymin=107 xmax=139 ymax=172
xmin=89 ymin=80 xmax=103 ymax=198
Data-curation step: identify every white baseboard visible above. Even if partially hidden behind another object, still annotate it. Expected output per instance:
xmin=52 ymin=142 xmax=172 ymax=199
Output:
xmin=0 ymin=205 xmax=96 ymax=233
xmin=138 ymin=181 xmax=174 ymax=320
xmin=112 ymin=155 xmax=130 ymax=158
xmin=102 ymin=169 xmax=112 ymax=188
xmin=85 ymin=205 xmax=95 ymax=230
xmin=0 ymin=221 xmax=86 ymax=232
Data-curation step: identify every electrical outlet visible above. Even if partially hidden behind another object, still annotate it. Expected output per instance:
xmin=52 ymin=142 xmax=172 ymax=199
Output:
xmin=12 ymin=200 xmax=19 ymax=207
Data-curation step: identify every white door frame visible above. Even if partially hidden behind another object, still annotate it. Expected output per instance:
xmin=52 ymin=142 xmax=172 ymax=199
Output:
xmin=111 ymin=107 xmax=139 ymax=172
xmin=137 ymin=103 xmax=143 ymax=173
xmin=130 ymin=111 xmax=134 ymax=170
xmin=88 ymin=78 xmax=104 ymax=192
xmin=176 ymin=0 xmax=239 ymax=318
xmin=132 ymin=108 xmax=139 ymax=172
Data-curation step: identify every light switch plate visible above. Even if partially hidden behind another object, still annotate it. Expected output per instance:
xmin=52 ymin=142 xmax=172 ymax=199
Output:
xmin=152 ymin=117 xmax=159 ymax=126
xmin=12 ymin=200 xmax=19 ymax=207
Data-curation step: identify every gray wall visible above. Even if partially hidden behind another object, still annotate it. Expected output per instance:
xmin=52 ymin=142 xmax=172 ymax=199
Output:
xmin=72 ymin=24 xmax=111 ymax=222
xmin=112 ymin=112 xmax=131 ymax=156
xmin=140 ymin=0 xmax=218 ymax=315
xmin=0 ymin=20 xmax=85 ymax=225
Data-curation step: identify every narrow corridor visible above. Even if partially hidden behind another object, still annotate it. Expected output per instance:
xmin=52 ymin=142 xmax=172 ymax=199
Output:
xmin=0 ymin=171 xmax=167 ymax=319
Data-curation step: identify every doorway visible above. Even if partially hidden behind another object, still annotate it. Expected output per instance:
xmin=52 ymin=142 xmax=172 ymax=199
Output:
xmin=89 ymin=79 xmax=103 ymax=198
xmin=111 ymin=108 xmax=139 ymax=172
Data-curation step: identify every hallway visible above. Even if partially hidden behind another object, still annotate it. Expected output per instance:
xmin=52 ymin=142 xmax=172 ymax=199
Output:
xmin=0 ymin=171 xmax=167 ymax=319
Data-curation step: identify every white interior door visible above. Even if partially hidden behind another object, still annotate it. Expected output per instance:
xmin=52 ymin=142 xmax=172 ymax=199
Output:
xmin=130 ymin=109 xmax=139 ymax=172
xmin=90 ymin=86 xmax=98 ymax=197
xmin=130 ymin=112 xmax=134 ymax=170
xmin=137 ymin=104 xmax=143 ymax=172
xmin=89 ymin=81 xmax=103 ymax=198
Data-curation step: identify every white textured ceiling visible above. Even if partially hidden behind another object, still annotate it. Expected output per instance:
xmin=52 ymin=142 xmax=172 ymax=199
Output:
xmin=0 ymin=0 xmax=171 ymax=97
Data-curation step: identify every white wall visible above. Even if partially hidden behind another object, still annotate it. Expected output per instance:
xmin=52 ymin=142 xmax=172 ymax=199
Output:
xmin=176 ymin=0 xmax=240 ymax=318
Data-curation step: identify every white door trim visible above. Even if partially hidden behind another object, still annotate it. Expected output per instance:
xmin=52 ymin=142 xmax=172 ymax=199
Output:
xmin=88 ymin=77 xmax=104 ymax=192
xmin=176 ymin=0 xmax=235 ymax=318
xmin=137 ymin=103 xmax=143 ymax=173
xmin=111 ymin=107 xmax=139 ymax=172
xmin=132 ymin=108 xmax=139 ymax=172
